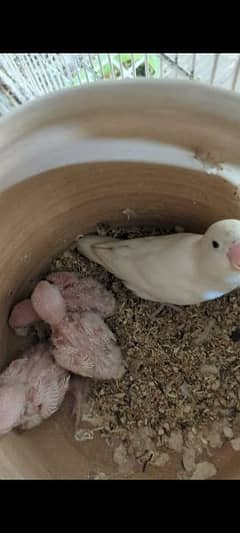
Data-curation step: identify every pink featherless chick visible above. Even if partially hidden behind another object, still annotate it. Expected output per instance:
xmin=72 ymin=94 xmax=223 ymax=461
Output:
xmin=0 ymin=343 xmax=70 ymax=435
xmin=31 ymin=280 xmax=125 ymax=380
xmin=8 ymin=298 xmax=41 ymax=336
xmin=9 ymin=273 xmax=116 ymax=336
xmin=46 ymin=271 xmax=116 ymax=318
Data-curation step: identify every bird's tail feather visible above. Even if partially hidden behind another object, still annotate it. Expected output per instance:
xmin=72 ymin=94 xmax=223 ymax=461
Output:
xmin=77 ymin=235 xmax=118 ymax=269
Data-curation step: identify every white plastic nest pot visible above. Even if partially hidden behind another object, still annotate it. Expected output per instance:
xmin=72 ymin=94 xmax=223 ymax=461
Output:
xmin=0 ymin=79 xmax=240 ymax=479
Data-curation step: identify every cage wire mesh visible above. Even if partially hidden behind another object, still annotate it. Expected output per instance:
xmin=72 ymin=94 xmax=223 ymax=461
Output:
xmin=0 ymin=53 xmax=240 ymax=116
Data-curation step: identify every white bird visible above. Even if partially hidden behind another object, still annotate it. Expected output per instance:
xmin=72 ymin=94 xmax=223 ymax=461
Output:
xmin=77 ymin=219 xmax=240 ymax=306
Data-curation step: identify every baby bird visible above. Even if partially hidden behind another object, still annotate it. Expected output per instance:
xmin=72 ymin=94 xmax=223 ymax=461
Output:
xmin=8 ymin=298 xmax=40 ymax=336
xmin=31 ymin=281 xmax=125 ymax=380
xmin=77 ymin=219 xmax=240 ymax=306
xmin=0 ymin=343 xmax=70 ymax=435
xmin=46 ymin=272 xmax=116 ymax=318
xmin=9 ymin=273 xmax=115 ymax=336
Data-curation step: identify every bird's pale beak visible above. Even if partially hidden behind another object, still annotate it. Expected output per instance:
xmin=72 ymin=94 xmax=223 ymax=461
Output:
xmin=227 ymin=241 xmax=240 ymax=269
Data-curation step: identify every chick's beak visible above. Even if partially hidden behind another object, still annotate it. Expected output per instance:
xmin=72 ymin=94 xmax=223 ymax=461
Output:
xmin=227 ymin=241 xmax=240 ymax=269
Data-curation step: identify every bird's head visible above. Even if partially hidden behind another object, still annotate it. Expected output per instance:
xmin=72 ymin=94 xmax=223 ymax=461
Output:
xmin=199 ymin=219 xmax=240 ymax=281
xmin=31 ymin=281 xmax=66 ymax=326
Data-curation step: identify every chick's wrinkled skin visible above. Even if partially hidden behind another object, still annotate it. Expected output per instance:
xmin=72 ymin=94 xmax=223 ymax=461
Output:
xmin=52 ymin=311 xmax=124 ymax=379
xmin=8 ymin=299 xmax=40 ymax=336
xmin=9 ymin=273 xmax=116 ymax=336
xmin=0 ymin=343 xmax=70 ymax=435
xmin=46 ymin=272 xmax=116 ymax=318
xmin=31 ymin=281 xmax=125 ymax=380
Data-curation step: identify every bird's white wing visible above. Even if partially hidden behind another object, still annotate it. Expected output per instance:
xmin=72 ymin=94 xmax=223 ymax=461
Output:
xmin=78 ymin=233 xmax=205 ymax=304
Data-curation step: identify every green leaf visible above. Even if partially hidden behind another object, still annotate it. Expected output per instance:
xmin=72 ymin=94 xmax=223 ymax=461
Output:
xmin=119 ymin=54 xmax=144 ymax=71
xmin=70 ymin=54 xmax=161 ymax=83
xmin=148 ymin=54 xmax=161 ymax=77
